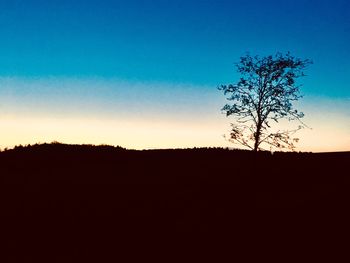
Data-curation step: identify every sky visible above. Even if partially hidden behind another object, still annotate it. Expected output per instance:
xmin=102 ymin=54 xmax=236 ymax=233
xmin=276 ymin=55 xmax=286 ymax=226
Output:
xmin=0 ymin=0 xmax=349 ymax=151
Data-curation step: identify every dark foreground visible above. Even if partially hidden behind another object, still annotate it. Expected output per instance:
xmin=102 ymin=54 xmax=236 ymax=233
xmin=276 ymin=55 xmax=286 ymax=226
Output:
xmin=1 ymin=143 xmax=349 ymax=261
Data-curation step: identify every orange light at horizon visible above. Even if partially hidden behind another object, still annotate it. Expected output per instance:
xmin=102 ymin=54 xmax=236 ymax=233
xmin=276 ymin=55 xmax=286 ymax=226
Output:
xmin=0 ymin=113 xmax=349 ymax=152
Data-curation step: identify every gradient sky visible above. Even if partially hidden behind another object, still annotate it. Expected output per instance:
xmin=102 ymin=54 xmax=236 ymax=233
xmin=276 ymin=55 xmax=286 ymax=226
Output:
xmin=0 ymin=0 xmax=349 ymax=151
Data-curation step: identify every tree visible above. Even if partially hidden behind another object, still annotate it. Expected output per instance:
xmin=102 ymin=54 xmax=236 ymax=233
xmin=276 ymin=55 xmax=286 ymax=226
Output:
xmin=219 ymin=52 xmax=312 ymax=152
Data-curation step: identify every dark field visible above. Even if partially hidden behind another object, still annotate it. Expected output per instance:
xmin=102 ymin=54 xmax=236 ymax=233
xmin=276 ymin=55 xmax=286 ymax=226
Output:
xmin=1 ymin=143 xmax=349 ymax=261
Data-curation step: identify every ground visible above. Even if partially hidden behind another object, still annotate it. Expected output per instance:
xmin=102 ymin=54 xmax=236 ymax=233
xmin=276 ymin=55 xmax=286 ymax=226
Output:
xmin=1 ymin=143 xmax=348 ymax=261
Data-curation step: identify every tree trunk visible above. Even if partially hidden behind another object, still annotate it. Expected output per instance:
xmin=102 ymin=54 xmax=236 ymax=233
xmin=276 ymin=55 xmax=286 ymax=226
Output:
xmin=253 ymin=138 xmax=259 ymax=152
xmin=253 ymin=122 xmax=262 ymax=152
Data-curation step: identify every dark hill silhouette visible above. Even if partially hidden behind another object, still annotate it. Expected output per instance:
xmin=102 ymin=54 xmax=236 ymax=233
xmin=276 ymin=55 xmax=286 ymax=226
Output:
xmin=1 ymin=143 xmax=349 ymax=261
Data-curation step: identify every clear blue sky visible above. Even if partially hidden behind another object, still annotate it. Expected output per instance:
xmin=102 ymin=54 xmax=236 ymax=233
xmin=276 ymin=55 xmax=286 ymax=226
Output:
xmin=1 ymin=0 xmax=349 ymax=95
xmin=0 ymin=0 xmax=349 ymax=150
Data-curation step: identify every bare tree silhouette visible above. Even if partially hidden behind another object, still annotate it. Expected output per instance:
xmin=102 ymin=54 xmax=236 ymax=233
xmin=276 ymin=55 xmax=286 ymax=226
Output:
xmin=219 ymin=52 xmax=312 ymax=151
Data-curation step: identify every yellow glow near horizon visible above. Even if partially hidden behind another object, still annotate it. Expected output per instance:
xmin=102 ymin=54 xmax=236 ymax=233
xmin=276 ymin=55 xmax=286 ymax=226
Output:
xmin=0 ymin=78 xmax=349 ymax=152
xmin=0 ymin=115 xmax=229 ymax=150
xmin=0 ymin=112 xmax=349 ymax=152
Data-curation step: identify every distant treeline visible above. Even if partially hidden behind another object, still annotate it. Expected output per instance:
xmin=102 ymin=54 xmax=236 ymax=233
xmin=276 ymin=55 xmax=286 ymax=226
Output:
xmin=1 ymin=141 xmax=314 ymax=153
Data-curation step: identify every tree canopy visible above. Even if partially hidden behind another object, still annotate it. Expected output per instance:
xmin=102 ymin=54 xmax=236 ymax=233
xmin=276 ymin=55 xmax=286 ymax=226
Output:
xmin=220 ymin=52 xmax=312 ymax=151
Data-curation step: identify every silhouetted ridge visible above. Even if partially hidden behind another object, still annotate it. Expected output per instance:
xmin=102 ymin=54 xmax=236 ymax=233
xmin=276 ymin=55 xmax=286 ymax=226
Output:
xmin=3 ymin=142 xmax=127 ymax=153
